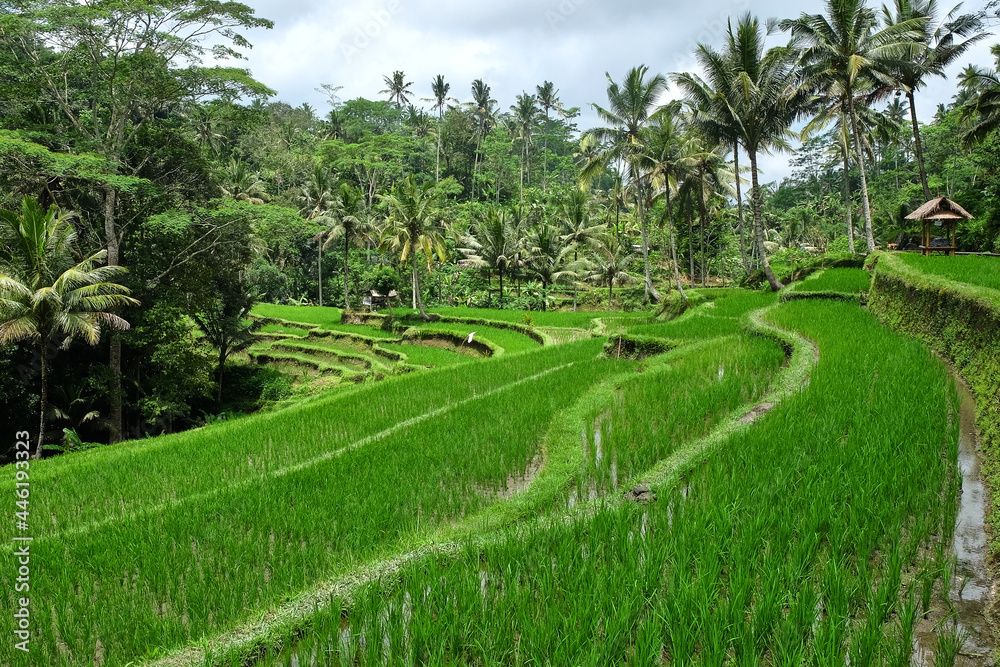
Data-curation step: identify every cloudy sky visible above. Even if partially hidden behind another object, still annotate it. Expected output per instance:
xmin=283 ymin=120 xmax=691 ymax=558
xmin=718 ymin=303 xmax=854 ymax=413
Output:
xmin=234 ymin=0 xmax=996 ymax=182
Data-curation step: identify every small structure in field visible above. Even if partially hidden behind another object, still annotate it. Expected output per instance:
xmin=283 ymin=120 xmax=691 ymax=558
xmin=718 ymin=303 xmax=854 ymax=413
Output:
xmin=364 ymin=289 xmax=398 ymax=311
xmin=905 ymin=197 xmax=973 ymax=257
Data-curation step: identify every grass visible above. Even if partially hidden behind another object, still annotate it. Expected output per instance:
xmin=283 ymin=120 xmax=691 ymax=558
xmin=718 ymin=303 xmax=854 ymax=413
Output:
xmin=253 ymin=304 xmax=343 ymax=327
xmin=256 ymin=299 xmax=960 ymax=667
xmin=398 ymin=306 xmax=655 ymax=328
xmin=793 ymin=267 xmax=871 ymax=293
xmin=897 ymin=253 xmax=1000 ymax=293
xmin=414 ymin=323 xmax=541 ymax=355
xmin=377 ymin=343 xmax=471 ymax=368
xmin=1 ymin=340 xmax=639 ymax=666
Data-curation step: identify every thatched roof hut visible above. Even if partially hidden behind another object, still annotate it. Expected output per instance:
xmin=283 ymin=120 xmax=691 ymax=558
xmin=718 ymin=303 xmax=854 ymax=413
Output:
xmin=904 ymin=197 xmax=973 ymax=256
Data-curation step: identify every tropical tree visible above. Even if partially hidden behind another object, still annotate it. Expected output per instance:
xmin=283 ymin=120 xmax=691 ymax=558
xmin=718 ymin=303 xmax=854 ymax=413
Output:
xmin=0 ymin=198 xmax=137 ymax=458
xmin=3 ymin=0 xmax=274 ymax=441
xmin=881 ymin=0 xmax=987 ymax=199
xmin=581 ymin=65 xmax=668 ymax=302
xmin=680 ymin=14 xmax=813 ymax=290
xmin=460 ymin=206 xmax=518 ymax=307
xmin=380 ymin=70 xmax=414 ymax=107
xmin=782 ymin=0 xmax=924 ymax=252
xmin=510 ymin=93 xmax=541 ymax=202
xmin=642 ymin=111 xmax=691 ymax=299
xmin=297 ymin=165 xmax=336 ymax=306
xmin=469 ymin=79 xmax=498 ymax=200
xmin=583 ymin=235 xmax=635 ymax=309
xmin=958 ymin=44 xmax=1000 ymax=147
xmin=320 ymin=183 xmax=369 ymax=310
xmin=536 ymin=81 xmax=562 ymax=191
xmin=192 ymin=273 xmax=261 ymax=405
xmin=524 ymin=223 xmax=573 ymax=311
xmin=379 ymin=176 xmax=448 ymax=319
xmin=429 ymin=75 xmax=452 ymax=182
xmin=560 ymin=189 xmax=605 ymax=310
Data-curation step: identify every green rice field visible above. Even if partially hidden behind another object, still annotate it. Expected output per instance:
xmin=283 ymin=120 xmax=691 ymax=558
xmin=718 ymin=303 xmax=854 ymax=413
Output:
xmin=897 ymin=253 xmax=1000 ymax=292
xmin=793 ymin=267 xmax=872 ymax=293
xmin=0 ymin=276 xmax=980 ymax=667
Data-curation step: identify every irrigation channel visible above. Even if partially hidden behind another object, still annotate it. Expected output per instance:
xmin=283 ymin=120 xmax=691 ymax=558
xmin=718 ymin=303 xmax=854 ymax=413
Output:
xmin=912 ymin=378 xmax=994 ymax=665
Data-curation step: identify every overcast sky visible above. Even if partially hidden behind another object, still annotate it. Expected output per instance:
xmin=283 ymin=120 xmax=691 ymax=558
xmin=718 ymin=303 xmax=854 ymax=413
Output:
xmin=235 ymin=0 xmax=997 ymax=183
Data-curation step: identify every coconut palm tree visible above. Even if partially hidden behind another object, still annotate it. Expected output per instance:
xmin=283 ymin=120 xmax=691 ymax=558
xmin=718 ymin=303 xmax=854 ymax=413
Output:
xmin=297 ymin=164 xmax=336 ymax=307
xmin=0 ymin=198 xmax=137 ymax=458
xmin=511 ymin=92 xmax=541 ymax=203
xmin=581 ymin=65 xmax=668 ymax=302
xmin=677 ymin=135 xmax=734 ymax=286
xmin=379 ymin=176 xmax=447 ymax=320
xmin=380 ymin=70 xmax=414 ymax=107
xmin=459 ymin=205 xmax=518 ymax=308
xmin=536 ymin=81 xmax=562 ymax=191
xmin=469 ymin=79 xmax=498 ymax=200
xmin=882 ymin=0 xmax=986 ymax=199
xmin=320 ymin=183 xmax=369 ymax=311
xmin=781 ymin=0 xmax=924 ymax=252
xmin=681 ymin=14 xmax=813 ymax=290
xmin=958 ymin=45 xmax=1000 ymax=147
xmin=428 ymin=75 xmax=452 ymax=182
xmin=583 ymin=235 xmax=635 ymax=310
xmin=642 ymin=110 xmax=690 ymax=299
xmin=524 ymin=223 xmax=573 ymax=311
xmin=560 ymin=189 xmax=605 ymax=310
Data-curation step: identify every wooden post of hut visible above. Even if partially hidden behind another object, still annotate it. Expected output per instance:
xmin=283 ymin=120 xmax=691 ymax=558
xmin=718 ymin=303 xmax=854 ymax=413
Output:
xmin=905 ymin=197 xmax=973 ymax=257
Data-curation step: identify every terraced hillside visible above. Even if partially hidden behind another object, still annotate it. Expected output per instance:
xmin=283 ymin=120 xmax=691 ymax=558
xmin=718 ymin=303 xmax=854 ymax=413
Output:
xmin=0 ymin=287 xmax=980 ymax=667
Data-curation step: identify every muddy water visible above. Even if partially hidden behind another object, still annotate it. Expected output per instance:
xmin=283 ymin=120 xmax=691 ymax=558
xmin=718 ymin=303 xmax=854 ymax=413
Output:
xmin=912 ymin=381 xmax=995 ymax=665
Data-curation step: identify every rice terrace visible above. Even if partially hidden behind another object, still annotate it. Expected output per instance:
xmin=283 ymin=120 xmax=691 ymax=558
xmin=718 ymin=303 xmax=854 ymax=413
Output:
xmin=3 ymin=0 xmax=1000 ymax=665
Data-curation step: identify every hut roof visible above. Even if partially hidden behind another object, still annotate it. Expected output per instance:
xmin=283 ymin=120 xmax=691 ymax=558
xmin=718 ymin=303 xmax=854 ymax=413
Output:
xmin=905 ymin=197 xmax=974 ymax=221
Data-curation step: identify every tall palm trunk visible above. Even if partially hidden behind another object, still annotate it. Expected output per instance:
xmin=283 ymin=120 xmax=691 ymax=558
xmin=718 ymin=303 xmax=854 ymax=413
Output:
xmin=733 ymin=145 xmax=750 ymax=273
xmin=317 ymin=240 xmax=323 ymax=307
xmin=343 ymin=233 xmax=350 ymax=310
xmin=748 ymin=147 xmax=783 ymax=291
xmin=662 ymin=190 xmax=686 ymax=300
xmin=907 ymin=90 xmax=932 ymax=201
xmin=638 ymin=190 xmax=660 ymax=302
xmin=36 ymin=343 xmax=47 ymax=460
xmin=436 ymin=108 xmax=443 ymax=183
xmin=847 ymin=93 xmax=876 ymax=252
xmin=687 ymin=211 xmax=695 ymax=284
xmin=696 ymin=171 xmax=708 ymax=286
xmin=413 ymin=261 xmax=430 ymax=320
xmin=498 ymin=268 xmax=504 ymax=309
xmin=842 ymin=148 xmax=855 ymax=254
xmin=103 ymin=184 xmax=123 ymax=443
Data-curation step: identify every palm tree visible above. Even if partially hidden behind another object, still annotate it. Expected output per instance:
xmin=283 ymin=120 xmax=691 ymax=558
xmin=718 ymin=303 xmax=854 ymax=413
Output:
xmin=459 ymin=206 xmax=518 ymax=308
xmin=0 ymin=198 xmax=137 ymax=458
xmin=581 ymin=65 xmax=668 ymax=302
xmin=536 ymin=81 xmax=562 ymax=191
xmin=469 ymin=79 xmax=498 ymax=200
xmin=297 ymin=165 xmax=336 ymax=307
xmin=320 ymin=183 xmax=369 ymax=311
xmin=782 ymin=0 xmax=924 ymax=252
xmin=379 ymin=176 xmax=448 ymax=320
xmin=675 ymin=133 xmax=734 ymax=285
xmin=380 ymin=70 xmax=414 ymax=107
xmin=559 ymin=189 xmax=605 ymax=311
xmin=642 ymin=111 xmax=690 ymax=299
xmin=511 ymin=93 xmax=541 ymax=203
xmin=882 ymin=0 xmax=986 ymax=199
xmin=583 ymin=236 xmax=635 ymax=310
xmin=429 ymin=75 xmax=452 ymax=182
xmin=958 ymin=45 xmax=1000 ymax=147
xmin=524 ymin=223 xmax=573 ymax=311
xmin=681 ymin=14 xmax=813 ymax=290
xmin=672 ymin=70 xmax=753 ymax=274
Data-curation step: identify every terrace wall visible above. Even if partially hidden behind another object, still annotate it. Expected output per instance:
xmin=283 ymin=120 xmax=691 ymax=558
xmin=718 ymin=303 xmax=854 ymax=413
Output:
xmin=867 ymin=251 xmax=1000 ymax=541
